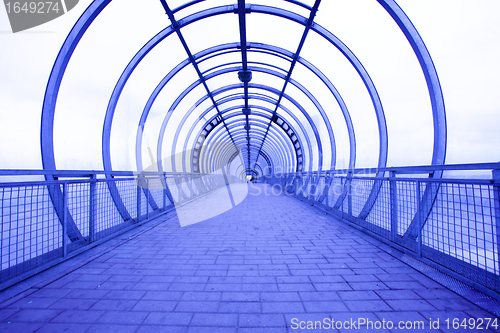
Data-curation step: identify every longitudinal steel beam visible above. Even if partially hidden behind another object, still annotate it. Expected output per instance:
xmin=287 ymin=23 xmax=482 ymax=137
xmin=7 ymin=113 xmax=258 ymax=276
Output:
xmin=237 ymin=0 xmax=251 ymax=172
xmin=252 ymin=0 xmax=321 ymax=172
xmin=158 ymin=0 xmax=237 ymax=152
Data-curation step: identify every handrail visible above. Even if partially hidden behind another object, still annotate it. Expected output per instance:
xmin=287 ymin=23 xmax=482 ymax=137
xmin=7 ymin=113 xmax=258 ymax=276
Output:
xmin=270 ymin=162 xmax=500 ymax=176
xmin=0 ymin=170 xmax=214 ymax=177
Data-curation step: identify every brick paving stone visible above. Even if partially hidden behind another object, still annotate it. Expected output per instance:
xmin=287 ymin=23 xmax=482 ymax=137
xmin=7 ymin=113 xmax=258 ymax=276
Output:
xmin=143 ymin=312 xmax=192 ymax=325
xmin=175 ymin=301 xmax=219 ymax=313
xmin=51 ymin=310 xmax=104 ymax=324
xmin=337 ymin=291 xmax=380 ymax=301
xmin=5 ymin=309 xmax=61 ymax=322
xmin=7 ymin=297 xmax=59 ymax=309
xmin=303 ymin=301 xmax=348 ymax=312
xmin=239 ymin=313 xmax=285 ymax=327
xmin=218 ymin=302 xmax=261 ymax=313
xmin=187 ymin=327 xmax=236 ymax=333
xmin=0 ymin=322 xmax=44 ymax=332
xmin=192 ymin=313 xmax=237 ymax=327
xmin=90 ymin=300 xmax=138 ymax=311
xmin=344 ymin=300 xmax=392 ymax=312
xmin=97 ymin=311 xmax=148 ymax=325
xmin=36 ymin=323 xmax=90 ymax=332
xmin=131 ymin=300 xmax=177 ymax=312
xmin=49 ymin=298 xmax=98 ymax=310
xmin=87 ymin=324 xmax=139 ymax=333
xmin=386 ymin=299 xmax=437 ymax=311
xmin=375 ymin=290 xmax=421 ymax=300
xmin=262 ymin=302 xmax=305 ymax=313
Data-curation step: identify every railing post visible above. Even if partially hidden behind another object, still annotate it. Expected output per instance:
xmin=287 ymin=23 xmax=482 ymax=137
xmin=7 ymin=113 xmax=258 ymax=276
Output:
xmin=136 ymin=175 xmax=142 ymax=223
xmin=89 ymin=174 xmax=96 ymax=243
xmin=416 ymin=180 xmax=423 ymax=257
xmin=163 ymin=173 xmax=167 ymax=210
xmin=146 ymin=178 xmax=150 ymax=220
xmin=493 ymin=169 xmax=500 ymax=275
xmin=347 ymin=171 xmax=353 ymax=218
xmin=62 ymin=182 xmax=67 ymax=257
xmin=340 ymin=177 xmax=345 ymax=220
xmin=390 ymin=171 xmax=398 ymax=242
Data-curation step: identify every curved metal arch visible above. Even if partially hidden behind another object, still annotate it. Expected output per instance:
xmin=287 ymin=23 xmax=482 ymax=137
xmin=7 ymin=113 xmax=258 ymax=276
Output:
xmin=132 ymin=41 xmax=355 ymax=184
xmin=40 ymin=1 xmax=446 ymax=236
xmin=249 ymin=4 xmax=388 ymax=172
xmin=209 ymin=121 xmax=296 ymax=174
xmin=156 ymin=80 xmax=322 ymax=176
xmin=190 ymin=103 xmax=305 ymax=173
xmin=202 ymin=118 xmax=296 ymax=175
xmin=201 ymin=111 xmax=298 ymax=170
xmin=136 ymin=41 xmax=352 ymax=178
xmin=226 ymin=147 xmax=273 ymax=176
xmin=197 ymin=109 xmax=300 ymax=174
xmin=206 ymin=42 xmax=357 ymax=169
xmin=179 ymin=91 xmax=315 ymax=174
xmin=192 ymin=63 xmax=335 ymax=169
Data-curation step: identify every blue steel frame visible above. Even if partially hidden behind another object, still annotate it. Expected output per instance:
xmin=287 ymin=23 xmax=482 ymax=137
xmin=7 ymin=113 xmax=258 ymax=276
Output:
xmin=40 ymin=0 xmax=446 ymax=243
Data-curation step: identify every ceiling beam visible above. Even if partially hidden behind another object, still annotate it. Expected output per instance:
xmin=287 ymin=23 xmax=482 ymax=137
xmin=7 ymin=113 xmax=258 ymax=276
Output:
xmin=251 ymin=0 xmax=321 ymax=170
xmin=159 ymin=0 xmax=238 ymax=164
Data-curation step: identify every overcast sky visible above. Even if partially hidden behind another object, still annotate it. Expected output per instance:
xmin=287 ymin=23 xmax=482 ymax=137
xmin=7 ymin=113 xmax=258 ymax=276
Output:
xmin=0 ymin=0 xmax=499 ymax=173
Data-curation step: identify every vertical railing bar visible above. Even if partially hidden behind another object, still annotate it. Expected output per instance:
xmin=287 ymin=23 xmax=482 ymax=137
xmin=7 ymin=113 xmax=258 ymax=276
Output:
xmin=163 ymin=173 xmax=167 ymax=210
xmin=62 ymin=182 xmax=67 ymax=258
xmin=89 ymin=175 xmax=96 ymax=243
xmin=390 ymin=171 xmax=398 ymax=243
xmin=416 ymin=180 xmax=422 ymax=257
xmin=347 ymin=171 xmax=352 ymax=218
xmin=136 ymin=176 xmax=141 ymax=223
xmin=146 ymin=178 xmax=150 ymax=220
xmin=492 ymin=169 xmax=500 ymax=279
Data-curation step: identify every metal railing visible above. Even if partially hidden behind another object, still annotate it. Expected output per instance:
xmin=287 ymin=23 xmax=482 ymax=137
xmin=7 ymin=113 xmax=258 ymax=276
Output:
xmin=262 ymin=163 xmax=500 ymax=296
xmin=0 ymin=169 xmax=239 ymax=289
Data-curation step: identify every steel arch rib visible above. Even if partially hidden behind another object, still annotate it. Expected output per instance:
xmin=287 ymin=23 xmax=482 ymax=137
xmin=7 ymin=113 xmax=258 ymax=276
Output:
xmin=145 ymin=62 xmax=323 ymax=174
xmin=376 ymin=0 xmax=446 ymax=238
xmin=199 ymin=116 xmax=297 ymax=173
xmin=40 ymin=0 xmax=112 ymax=241
xmin=178 ymin=95 xmax=312 ymax=173
xmin=185 ymin=105 xmax=304 ymax=173
xmin=210 ymin=122 xmax=293 ymax=171
xmin=202 ymin=119 xmax=294 ymax=173
xmin=155 ymin=79 xmax=322 ymax=175
xmin=41 ymin=1 xmax=446 ymax=236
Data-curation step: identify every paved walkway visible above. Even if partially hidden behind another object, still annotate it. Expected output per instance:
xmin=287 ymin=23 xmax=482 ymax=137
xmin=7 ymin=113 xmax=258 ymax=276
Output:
xmin=0 ymin=184 xmax=497 ymax=332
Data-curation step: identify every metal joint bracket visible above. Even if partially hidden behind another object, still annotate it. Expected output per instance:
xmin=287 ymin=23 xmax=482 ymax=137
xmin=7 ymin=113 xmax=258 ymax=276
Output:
xmin=238 ymin=70 xmax=252 ymax=82
xmin=233 ymin=3 xmax=251 ymax=13
xmin=242 ymin=108 xmax=251 ymax=115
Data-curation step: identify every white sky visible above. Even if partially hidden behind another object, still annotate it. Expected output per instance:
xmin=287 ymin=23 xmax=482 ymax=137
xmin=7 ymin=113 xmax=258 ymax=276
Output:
xmin=0 ymin=0 xmax=499 ymax=172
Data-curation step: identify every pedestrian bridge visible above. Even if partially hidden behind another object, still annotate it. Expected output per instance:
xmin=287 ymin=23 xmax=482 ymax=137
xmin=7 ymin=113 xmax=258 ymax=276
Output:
xmin=1 ymin=0 xmax=500 ymax=332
